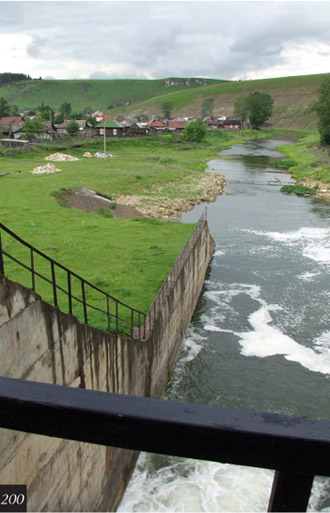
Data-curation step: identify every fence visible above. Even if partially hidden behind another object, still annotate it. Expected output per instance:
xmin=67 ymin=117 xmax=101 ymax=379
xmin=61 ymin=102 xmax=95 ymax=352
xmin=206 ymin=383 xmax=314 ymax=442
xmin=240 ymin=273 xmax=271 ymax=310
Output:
xmin=0 ymin=375 xmax=328 ymax=512
xmin=0 ymin=223 xmax=146 ymax=339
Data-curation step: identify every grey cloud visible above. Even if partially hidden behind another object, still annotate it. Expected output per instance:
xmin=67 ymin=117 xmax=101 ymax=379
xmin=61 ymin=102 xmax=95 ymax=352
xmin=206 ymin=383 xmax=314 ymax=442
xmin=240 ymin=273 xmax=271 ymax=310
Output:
xmin=2 ymin=1 xmax=330 ymax=80
xmin=27 ymin=35 xmax=49 ymax=58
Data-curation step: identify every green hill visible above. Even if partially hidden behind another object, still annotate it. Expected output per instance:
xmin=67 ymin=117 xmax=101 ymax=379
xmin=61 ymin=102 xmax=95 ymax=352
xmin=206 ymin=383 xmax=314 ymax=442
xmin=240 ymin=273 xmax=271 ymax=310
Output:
xmin=1 ymin=72 xmax=329 ymax=129
xmin=0 ymin=77 xmax=225 ymax=112
xmin=116 ymin=72 xmax=330 ymax=130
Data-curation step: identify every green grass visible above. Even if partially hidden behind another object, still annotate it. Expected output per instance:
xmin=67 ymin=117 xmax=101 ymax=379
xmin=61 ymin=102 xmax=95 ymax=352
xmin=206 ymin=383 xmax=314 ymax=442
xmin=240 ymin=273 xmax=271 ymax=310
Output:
xmin=277 ymin=131 xmax=330 ymax=184
xmin=0 ymin=77 xmax=224 ymax=111
xmin=0 ymin=129 xmax=285 ymax=331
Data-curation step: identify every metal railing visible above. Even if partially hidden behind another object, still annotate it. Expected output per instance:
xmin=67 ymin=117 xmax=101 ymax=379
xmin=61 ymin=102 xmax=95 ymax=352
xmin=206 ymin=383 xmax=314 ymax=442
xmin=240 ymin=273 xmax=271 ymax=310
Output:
xmin=0 ymin=223 xmax=146 ymax=339
xmin=0 ymin=376 xmax=329 ymax=512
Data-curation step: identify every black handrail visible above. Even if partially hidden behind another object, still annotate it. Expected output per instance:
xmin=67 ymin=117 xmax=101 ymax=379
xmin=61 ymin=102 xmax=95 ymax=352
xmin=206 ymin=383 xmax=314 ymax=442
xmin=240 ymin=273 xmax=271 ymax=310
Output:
xmin=0 ymin=376 xmax=328 ymax=512
xmin=0 ymin=223 xmax=146 ymax=339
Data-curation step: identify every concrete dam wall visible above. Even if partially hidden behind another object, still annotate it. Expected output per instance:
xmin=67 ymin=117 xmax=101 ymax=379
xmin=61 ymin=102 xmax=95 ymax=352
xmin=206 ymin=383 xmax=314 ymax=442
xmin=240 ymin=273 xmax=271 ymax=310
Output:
xmin=0 ymin=220 xmax=215 ymax=511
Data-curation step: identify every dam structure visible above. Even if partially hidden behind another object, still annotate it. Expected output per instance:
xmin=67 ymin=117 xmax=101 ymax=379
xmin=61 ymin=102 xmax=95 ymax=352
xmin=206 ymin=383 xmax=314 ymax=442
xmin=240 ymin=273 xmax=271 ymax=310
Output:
xmin=0 ymin=217 xmax=215 ymax=511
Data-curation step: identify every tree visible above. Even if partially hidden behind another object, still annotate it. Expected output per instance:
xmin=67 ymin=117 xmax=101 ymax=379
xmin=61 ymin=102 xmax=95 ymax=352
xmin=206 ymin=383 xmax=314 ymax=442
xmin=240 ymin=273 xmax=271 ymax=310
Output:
xmin=234 ymin=92 xmax=273 ymax=129
xmin=161 ymin=101 xmax=173 ymax=119
xmin=246 ymin=92 xmax=273 ymax=129
xmin=234 ymin=95 xmax=249 ymax=122
xmin=183 ymin=119 xmax=207 ymax=142
xmin=311 ymin=77 xmax=330 ymax=145
xmin=201 ymin=98 xmax=214 ymax=118
xmin=60 ymin=102 xmax=72 ymax=117
xmin=66 ymin=121 xmax=79 ymax=135
xmin=54 ymin=113 xmax=65 ymax=124
xmin=0 ymin=97 xmax=10 ymax=118
xmin=10 ymin=105 xmax=20 ymax=116
xmin=86 ymin=115 xmax=97 ymax=127
xmin=24 ymin=117 xmax=44 ymax=139
xmin=39 ymin=104 xmax=54 ymax=121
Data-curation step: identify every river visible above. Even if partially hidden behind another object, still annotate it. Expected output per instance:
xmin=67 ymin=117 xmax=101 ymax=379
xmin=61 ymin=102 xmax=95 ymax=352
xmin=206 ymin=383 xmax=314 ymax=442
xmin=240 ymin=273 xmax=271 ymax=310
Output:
xmin=118 ymin=137 xmax=330 ymax=512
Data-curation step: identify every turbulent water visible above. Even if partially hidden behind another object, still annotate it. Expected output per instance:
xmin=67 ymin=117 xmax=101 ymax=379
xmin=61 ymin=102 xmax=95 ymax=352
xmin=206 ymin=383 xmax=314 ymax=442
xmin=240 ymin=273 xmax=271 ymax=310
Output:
xmin=118 ymin=138 xmax=330 ymax=512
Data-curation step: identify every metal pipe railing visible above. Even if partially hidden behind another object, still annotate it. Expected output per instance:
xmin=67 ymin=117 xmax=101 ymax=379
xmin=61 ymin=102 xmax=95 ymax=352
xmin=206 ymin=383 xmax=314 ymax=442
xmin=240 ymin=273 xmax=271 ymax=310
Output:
xmin=1 ymin=376 xmax=329 ymax=512
xmin=0 ymin=223 xmax=146 ymax=339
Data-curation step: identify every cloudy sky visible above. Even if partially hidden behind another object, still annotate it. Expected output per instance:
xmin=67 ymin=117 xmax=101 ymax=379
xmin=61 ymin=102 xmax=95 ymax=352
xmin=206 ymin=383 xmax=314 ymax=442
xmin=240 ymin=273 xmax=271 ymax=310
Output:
xmin=1 ymin=1 xmax=330 ymax=81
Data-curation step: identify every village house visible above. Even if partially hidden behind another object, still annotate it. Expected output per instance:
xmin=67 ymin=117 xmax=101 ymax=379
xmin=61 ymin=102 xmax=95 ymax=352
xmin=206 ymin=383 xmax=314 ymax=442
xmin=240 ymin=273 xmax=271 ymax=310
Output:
xmin=0 ymin=116 xmax=25 ymax=139
xmin=204 ymin=117 xmax=219 ymax=130
xmin=219 ymin=119 xmax=242 ymax=130
xmin=36 ymin=120 xmax=57 ymax=140
xmin=1 ymin=138 xmax=30 ymax=149
xmin=147 ymin=119 xmax=168 ymax=133
xmin=127 ymin=122 xmax=149 ymax=136
xmin=168 ymin=119 xmax=188 ymax=131
xmin=95 ymin=117 xmax=124 ymax=137
xmin=54 ymin=119 xmax=94 ymax=137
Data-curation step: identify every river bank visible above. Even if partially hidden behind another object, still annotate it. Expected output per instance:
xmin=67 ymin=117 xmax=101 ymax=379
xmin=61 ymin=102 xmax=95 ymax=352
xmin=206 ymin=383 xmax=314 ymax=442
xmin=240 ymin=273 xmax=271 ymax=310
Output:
xmin=115 ymin=172 xmax=227 ymax=220
xmin=277 ymin=132 xmax=330 ymax=201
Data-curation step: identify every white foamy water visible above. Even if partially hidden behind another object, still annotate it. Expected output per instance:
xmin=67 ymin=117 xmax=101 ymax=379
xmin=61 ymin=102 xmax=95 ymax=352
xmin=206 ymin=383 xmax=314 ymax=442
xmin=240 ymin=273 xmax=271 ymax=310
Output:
xmin=214 ymin=249 xmax=225 ymax=257
xmin=244 ymin=227 xmax=330 ymax=266
xmin=237 ymin=306 xmax=330 ymax=375
xmin=298 ymin=271 xmax=321 ymax=281
xmin=118 ymin=454 xmax=274 ymax=512
xmin=203 ymin=282 xmax=330 ymax=376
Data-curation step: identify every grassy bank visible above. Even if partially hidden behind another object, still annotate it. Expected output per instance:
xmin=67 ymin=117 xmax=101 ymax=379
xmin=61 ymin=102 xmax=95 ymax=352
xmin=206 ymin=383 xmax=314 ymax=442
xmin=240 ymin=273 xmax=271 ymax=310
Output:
xmin=277 ymin=131 xmax=330 ymax=184
xmin=0 ymin=129 xmax=279 ymax=328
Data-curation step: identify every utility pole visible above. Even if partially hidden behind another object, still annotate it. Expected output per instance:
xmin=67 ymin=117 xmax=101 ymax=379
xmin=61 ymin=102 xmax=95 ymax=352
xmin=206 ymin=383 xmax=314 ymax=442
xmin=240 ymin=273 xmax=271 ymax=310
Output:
xmin=103 ymin=120 xmax=106 ymax=160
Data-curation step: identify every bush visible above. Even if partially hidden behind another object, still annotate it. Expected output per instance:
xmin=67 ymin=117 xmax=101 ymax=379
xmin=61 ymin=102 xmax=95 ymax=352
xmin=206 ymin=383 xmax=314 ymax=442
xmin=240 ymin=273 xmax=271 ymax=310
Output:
xmin=183 ymin=119 xmax=207 ymax=142
xmin=270 ymin=159 xmax=297 ymax=169
xmin=280 ymin=185 xmax=316 ymax=196
xmin=66 ymin=121 xmax=80 ymax=135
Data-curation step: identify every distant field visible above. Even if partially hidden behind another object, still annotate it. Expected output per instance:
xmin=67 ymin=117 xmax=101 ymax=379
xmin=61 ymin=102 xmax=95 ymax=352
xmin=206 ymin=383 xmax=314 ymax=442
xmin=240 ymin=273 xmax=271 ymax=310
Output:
xmin=0 ymin=77 xmax=224 ymax=111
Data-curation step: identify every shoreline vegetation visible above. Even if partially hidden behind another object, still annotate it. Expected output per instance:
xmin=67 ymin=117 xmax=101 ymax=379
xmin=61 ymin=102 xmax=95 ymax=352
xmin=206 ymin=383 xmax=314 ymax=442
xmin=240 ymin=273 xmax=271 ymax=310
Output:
xmin=275 ymin=131 xmax=330 ymax=201
xmin=1 ymin=128 xmax=329 ymax=326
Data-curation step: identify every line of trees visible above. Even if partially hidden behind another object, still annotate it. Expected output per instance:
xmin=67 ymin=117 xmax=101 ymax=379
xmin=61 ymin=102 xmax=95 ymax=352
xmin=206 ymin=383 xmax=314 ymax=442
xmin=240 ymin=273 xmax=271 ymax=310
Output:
xmin=0 ymin=73 xmax=33 ymax=85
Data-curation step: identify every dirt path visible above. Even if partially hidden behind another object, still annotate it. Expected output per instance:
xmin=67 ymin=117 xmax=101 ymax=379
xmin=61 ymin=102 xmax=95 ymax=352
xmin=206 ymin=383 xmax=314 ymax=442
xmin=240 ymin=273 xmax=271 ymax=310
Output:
xmin=308 ymin=147 xmax=330 ymax=165
xmin=8 ymin=158 xmax=39 ymax=164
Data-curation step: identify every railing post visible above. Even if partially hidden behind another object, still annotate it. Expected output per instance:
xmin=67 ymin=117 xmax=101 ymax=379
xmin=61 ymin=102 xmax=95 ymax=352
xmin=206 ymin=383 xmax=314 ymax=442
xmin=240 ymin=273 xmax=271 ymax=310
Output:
xmin=67 ymin=271 xmax=72 ymax=314
xmin=115 ymin=302 xmax=119 ymax=334
xmin=30 ymin=249 xmax=35 ymax=290
xmin=81 ymin=281 xmax=88 ymax=324
xmin=107 ymin=296 xmax=110 ymax=333
xmin=0 ymin=230 xmax=4 ymax=275
xmin=51 ymin=261 xmax=57 ymax=307
xmin=268 ymin=470 xmax=314 ymax=512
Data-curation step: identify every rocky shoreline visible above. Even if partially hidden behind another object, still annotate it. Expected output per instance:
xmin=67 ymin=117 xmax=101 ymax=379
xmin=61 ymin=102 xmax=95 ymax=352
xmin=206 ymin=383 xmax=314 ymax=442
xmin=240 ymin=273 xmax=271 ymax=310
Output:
xmin=115 ymin=172 xmax=227 ymax=221
xmin=300 ymin=178 xmax=330 ymax=201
